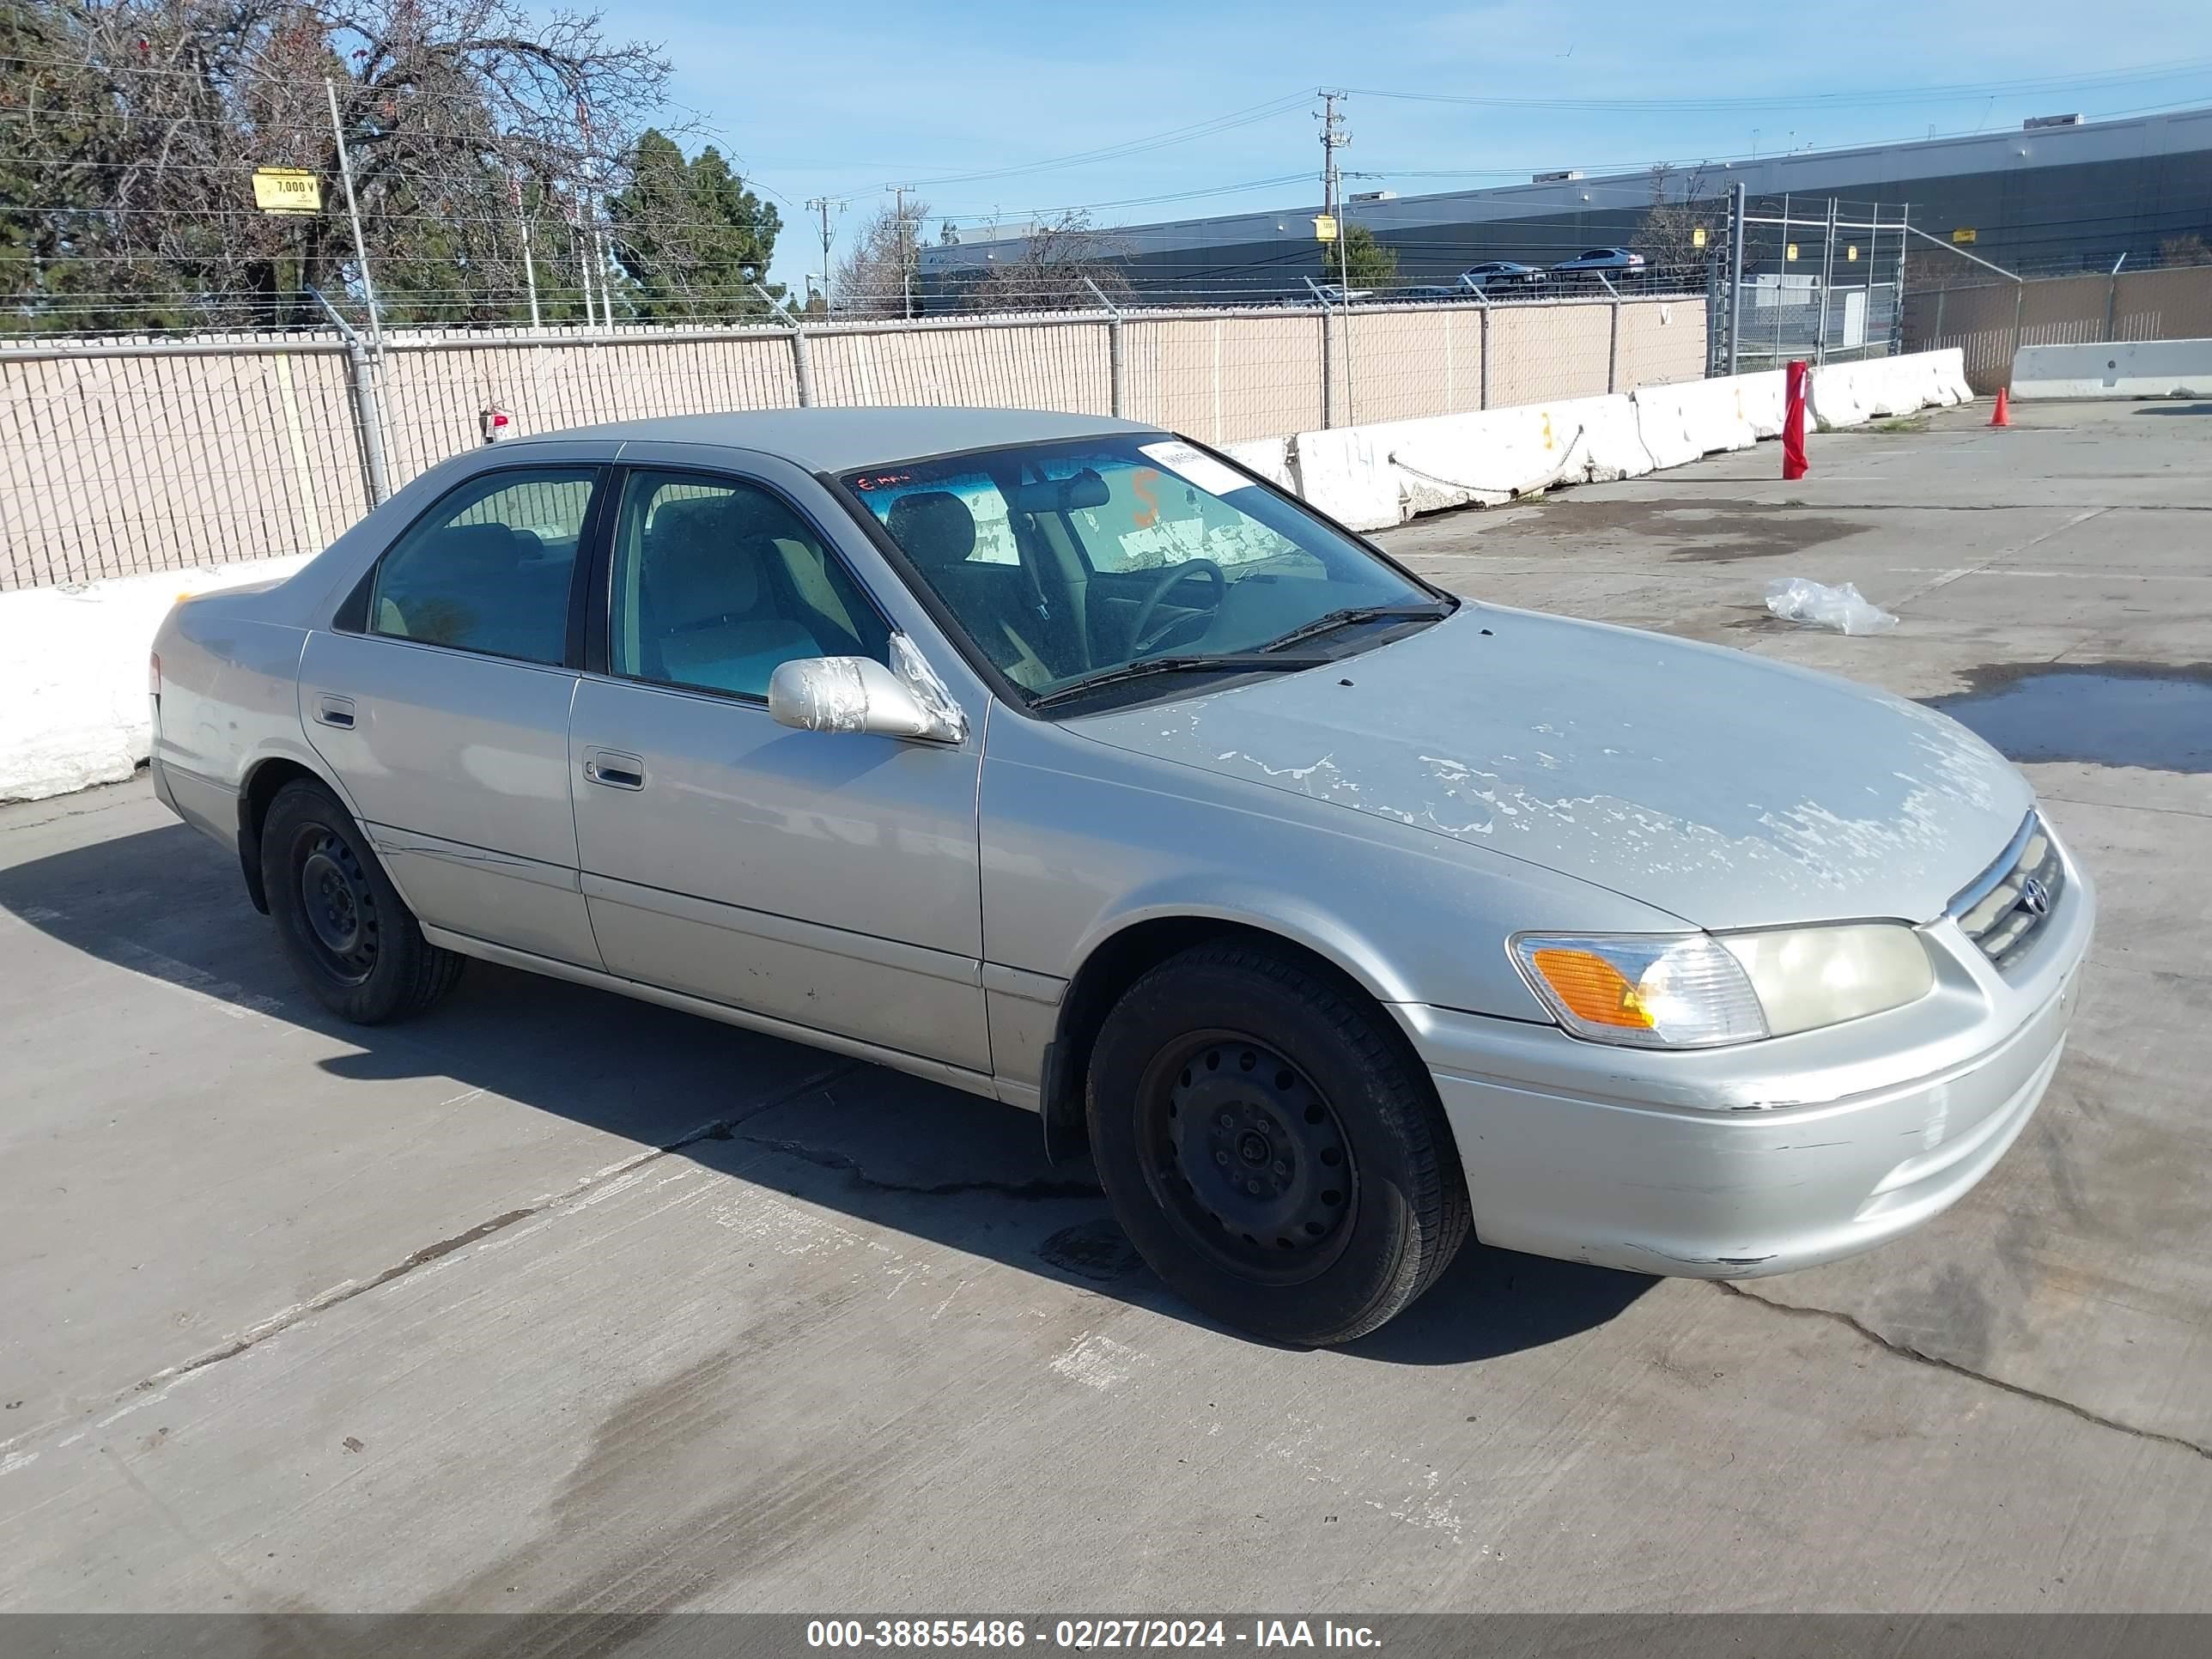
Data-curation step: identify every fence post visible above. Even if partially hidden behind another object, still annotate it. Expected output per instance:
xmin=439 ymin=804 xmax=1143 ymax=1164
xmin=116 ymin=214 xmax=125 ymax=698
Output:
xmin=1705 ymin=253 xmax=1722 ymax=376
xmin=1599 ymin=273 xmax=1621 ymax=392
xmin=1478 ymin=288 xmax=1491 ymax=409
xmin=309 ymin=285 xmax=390 ymax=505
xmin=1934 ymin=285 xmax=1948 ymax=350
xmin=1815 ymin=198 xmax=1838 ymax=364
xmin=1725 ymin=181 xmax=1747 ymax=375
xmin=1306 ymin=279 xmax=1334 ymax=428
xmin=754 ymin=284 xmax=814 ymax=407
xmin=323 ymin=77 xmax=382 ymax=349
xmin=1892 ymin=204 xmax=1911 ymax=357
xmin=1084 ymin=277 xmax=1125 ymax=417
xmin=2105 ymin=252 xmax=2127 ymax=342
xmin=2010 ymin=279 xmax=2027 ymax=387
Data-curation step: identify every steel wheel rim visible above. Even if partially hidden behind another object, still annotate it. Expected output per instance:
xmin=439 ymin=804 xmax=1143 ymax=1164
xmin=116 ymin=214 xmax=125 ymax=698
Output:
xmin=296 ymin=828 xmax=379 ymax=985
xmin=1136 ymin=1030 xmax=1358 ymax=1285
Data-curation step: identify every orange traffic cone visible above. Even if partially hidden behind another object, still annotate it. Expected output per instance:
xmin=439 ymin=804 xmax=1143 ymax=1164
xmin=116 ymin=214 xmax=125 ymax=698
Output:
xmin=1990 ymin=386 xmax=2012 ymax=427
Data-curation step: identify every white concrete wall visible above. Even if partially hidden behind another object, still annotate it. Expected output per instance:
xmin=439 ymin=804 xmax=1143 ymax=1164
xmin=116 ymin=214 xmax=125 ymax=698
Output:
xmin=0 ymin=557 xmax=313 ymax=801
xmin=2011 ymin=338 xmax=2212 ymax=400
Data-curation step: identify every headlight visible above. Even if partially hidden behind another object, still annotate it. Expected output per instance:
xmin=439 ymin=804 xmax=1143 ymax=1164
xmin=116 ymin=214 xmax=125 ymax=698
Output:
xmin=1513 ymin=924 xmax=1933 ymax=1049
xmin=1719 ymin=923 xmax=1935 ymax=1037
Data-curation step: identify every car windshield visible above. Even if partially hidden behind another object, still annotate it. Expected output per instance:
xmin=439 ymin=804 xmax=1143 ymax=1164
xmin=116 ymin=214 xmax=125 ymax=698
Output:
xmin=842 ymin=434 xmax=1449 ymax=708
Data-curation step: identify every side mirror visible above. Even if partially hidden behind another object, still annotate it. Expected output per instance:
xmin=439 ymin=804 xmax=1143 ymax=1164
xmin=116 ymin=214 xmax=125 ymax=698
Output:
xmin=767 ymin=653 xmax=965 ymax=743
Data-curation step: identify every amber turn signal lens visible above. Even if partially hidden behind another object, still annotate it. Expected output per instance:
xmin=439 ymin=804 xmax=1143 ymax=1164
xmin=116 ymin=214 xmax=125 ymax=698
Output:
xmin=1527 ymin=947 xmax=1656 ymax=1030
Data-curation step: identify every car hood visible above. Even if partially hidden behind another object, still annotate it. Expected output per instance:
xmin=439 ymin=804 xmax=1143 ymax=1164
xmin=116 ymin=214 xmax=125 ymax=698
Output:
xmin=1068 ymin=605 xmax=2030 ymax=930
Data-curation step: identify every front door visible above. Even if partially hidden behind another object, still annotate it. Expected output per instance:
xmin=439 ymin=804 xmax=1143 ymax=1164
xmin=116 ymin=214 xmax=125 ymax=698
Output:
xmin=568 ymin=465 xmax=989 ymax=1074
xmin=297 ymin=463 xmax=604 ymax=968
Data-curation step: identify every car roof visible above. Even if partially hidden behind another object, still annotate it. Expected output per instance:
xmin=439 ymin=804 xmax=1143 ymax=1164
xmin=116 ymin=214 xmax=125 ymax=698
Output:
xmin=502 ymin=406 xmax=1159 ymax=472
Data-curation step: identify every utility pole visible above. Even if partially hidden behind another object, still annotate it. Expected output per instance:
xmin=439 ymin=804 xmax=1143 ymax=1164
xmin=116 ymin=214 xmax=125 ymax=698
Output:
xmin=893 ymin=185 xmax=916 ymax=319
xmin=1318 ymin=90 xmax=1354 ymax=422
xmin=805 ymin=196 xmax=842 ymax=310
xmin=1319 ymin=90 xmax=1351 ymax=296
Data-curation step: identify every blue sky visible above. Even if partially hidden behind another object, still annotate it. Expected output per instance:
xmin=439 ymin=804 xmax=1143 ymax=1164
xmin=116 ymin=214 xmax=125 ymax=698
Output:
xmin=616 ymin=0 xmax=2212 ymax=291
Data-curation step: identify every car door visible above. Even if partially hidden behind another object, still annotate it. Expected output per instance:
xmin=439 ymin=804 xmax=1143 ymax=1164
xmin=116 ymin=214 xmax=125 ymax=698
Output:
xmin=567 ymin=459 xmax=990 ymax=1075
xmin=296 ymin=458 xmax=605 ymax=969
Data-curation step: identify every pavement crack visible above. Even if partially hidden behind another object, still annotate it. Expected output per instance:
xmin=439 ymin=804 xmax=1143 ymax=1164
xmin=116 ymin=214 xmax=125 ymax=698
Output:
xmin=1 ymin=1061 xmax=866 ymax=1456
xmin=736 ymin=1131 xmax=1102 ymax=1201
xmin=1711 ymin=1279 xmax=2212 ymax=1462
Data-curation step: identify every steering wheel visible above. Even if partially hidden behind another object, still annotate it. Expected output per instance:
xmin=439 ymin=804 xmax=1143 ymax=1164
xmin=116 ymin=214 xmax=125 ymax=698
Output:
xmin=1126 ymin=559 xmax=1226 ymax=658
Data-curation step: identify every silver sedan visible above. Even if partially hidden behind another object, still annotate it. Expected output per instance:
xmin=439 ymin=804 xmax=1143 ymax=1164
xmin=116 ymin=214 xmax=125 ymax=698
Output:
xmin=149 ymin=408 xmax=2093 ymax=1344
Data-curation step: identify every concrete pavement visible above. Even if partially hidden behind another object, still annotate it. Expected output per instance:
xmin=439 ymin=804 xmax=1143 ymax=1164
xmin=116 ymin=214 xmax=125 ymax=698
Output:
xmin=1 ymin=398 xmax=2207 ymax=1613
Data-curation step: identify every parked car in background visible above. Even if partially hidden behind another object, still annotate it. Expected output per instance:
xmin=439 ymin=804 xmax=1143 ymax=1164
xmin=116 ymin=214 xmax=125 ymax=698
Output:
xmin=1551 ymin=246 xmax=1647 ymax=283
xmin=1309 ymin=282 xmax=1375 ymax=305
xmin=149 ymin=407 xmax=2093 ymax=1347
xmin=1460 ymin=260 xmax=1545 ymax=290
xmin=1395 ymin=263 xmax=1544 ymax=301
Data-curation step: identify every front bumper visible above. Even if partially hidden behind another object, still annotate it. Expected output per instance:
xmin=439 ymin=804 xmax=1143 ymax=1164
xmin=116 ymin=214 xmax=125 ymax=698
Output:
xmin=1401 ymin=826 xmax=2094 ymax=1279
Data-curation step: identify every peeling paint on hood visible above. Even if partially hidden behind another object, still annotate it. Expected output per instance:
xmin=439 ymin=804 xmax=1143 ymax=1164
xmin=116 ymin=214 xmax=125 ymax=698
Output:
xmin=1068 ymin=606 xmax=2032 ymax=930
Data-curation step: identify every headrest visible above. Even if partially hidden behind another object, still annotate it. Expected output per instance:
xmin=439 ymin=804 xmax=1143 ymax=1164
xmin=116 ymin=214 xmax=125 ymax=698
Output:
xmin=429 ymin=521 xmax=526 ymax=574
xmin=646 ymin=496 xmax=759 ymax=620
xmin=884 ymin=490 xmax=977 ymax=569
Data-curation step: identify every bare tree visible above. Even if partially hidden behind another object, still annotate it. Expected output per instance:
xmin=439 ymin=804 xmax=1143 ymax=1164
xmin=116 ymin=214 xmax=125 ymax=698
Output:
xmin=2160 ymin=233 xmax=2212 ymax=267
xmin=3 ymin=0 xmax=676 ymax=331
xmin=1640 ymin=162 xmax=1720 ymax=286
xmin=833 ymin=198 xmax=928 ymax=317
xmin=959 ymin=211 xmax=1129 ymax=313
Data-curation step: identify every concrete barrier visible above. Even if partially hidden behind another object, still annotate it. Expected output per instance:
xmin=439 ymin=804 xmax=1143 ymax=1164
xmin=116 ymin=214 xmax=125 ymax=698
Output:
xmin=1293 ymin=394 xmax=1656 ymax=532
xmin=0 ymin=556 xmax=312 ymax=801
xmin=2011 ymin=338 xmax=2212 ymax=400
xmin=1632 ymin=375 xmax=1760 ymax=468
xmin=1219 ymin=435 xmax=1295 ymax=491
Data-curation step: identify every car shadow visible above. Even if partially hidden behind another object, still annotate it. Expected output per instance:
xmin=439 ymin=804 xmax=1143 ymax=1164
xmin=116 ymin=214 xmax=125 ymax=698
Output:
xmin=2131 ymin=401 xmax=2212 ymax=415
xmin=0 ymin=820 xmax=1651 ymax=1365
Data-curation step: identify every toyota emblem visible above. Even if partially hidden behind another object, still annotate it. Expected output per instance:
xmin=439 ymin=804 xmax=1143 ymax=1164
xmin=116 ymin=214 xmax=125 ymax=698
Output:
xmin=2019 ymin=877 xmax=2051 ymax=917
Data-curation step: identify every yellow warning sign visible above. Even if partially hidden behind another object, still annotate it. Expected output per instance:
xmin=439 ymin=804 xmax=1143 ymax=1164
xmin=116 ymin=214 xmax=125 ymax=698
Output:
xmin=1785 ymin=243 xmax=1799 ymax=261
xmin=1952 ymin=227 xmax=1978 ymax=245
xmin=1692 ymin=227 xmax=1707 ymax=249
xmin=252 ymin=167 xmax=321 ymax=215
xmin=1312 ymin=215 xmax=1338 ymax=243
xmin=1847 ymin=245 xmax=1860 ymax=262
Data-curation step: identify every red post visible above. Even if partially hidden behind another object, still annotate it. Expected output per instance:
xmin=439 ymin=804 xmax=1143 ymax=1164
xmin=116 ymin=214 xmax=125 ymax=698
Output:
xmin=1783 ymin=359 xmax=1809 ymax=481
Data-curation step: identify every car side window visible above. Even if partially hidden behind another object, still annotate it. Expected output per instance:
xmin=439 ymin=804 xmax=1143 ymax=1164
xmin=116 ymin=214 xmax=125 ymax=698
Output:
xmin=611 ymin=471 xmax=890 ymax=701
xmin=368 ymin=468 xmax=597 ymax=665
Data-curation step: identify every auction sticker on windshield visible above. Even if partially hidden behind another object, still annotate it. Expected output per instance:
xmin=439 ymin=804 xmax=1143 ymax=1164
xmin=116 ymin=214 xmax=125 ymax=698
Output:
xmin=1139 ymin=441 xmax=1254 ymax=497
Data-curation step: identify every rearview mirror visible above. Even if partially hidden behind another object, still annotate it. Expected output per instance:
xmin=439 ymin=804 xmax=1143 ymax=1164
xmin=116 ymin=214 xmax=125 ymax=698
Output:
xmin=1012 ymin=468 xmax=1109 ymax=514
xmin=767 ymin=654 xmax=964 ymax=743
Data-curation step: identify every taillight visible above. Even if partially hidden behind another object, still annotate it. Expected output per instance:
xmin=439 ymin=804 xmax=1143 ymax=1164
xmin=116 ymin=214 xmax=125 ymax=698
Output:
xmin=149 ymin=652 xmax=161 ymax=697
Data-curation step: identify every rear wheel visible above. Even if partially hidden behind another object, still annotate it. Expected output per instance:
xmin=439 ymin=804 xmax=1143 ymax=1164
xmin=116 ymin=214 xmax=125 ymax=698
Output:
xmin=260 ymin=779 xmax=464 ymax=1024
xmin=1087 ymin=941 xmax=1470 ymax=1346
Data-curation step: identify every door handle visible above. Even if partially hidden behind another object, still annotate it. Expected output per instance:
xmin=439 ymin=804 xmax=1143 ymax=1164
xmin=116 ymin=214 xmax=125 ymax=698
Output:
xmin=313 ymin=695 xmax=356 ymax=730
xmin=582 ymin=748 xmax=645 ymax=790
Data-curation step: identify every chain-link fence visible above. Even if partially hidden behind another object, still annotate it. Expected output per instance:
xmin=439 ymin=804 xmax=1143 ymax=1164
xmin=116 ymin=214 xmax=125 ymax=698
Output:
xmin=1713 ymin=194 xmax=1908 ymax=374
xmin=1 ymin=289 xmax=1708 ymax=590
xmin=1902 ymin=260 xmax=2212 ymax=393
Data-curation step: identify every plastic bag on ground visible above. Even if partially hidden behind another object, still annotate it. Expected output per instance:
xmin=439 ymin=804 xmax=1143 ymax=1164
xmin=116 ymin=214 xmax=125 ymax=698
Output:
xmin=1764 ymin=577 xmax=1899 ymax=636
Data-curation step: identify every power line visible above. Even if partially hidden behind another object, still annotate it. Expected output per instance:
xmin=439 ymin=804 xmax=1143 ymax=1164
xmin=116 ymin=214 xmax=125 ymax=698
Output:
xmin=1344 ymin=58 xmax=2212 ymax=114
xmin=880 ymin=90 xmax=1314 ymax=192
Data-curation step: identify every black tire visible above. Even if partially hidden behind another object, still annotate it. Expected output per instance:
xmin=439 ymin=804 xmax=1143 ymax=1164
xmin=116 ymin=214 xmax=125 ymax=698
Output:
xmin=1086 ymin=941 xmax=1470 ymax=1346
xmin=260 ymin=778 xmax=465 ymax=1024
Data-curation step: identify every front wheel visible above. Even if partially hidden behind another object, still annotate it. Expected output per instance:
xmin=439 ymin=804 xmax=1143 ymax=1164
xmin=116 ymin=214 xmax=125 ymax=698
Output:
xmin=260 ymin=778 xmax=465 ymax=1024
xmin=1086 ymin=941 xmax=1470 ymax=1346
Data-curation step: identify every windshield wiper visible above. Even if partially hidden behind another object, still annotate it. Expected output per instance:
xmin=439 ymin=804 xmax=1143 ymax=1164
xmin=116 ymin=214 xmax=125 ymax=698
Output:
xmin=1030 ymin=653 xmax=1332 ymax=710
xmin=1259 ymin=602 xmax=1454 ymax=655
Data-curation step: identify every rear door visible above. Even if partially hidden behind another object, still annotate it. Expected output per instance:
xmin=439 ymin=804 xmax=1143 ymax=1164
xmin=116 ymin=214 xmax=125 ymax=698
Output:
xmin=297 ymin=458 xmax=605 ymax=968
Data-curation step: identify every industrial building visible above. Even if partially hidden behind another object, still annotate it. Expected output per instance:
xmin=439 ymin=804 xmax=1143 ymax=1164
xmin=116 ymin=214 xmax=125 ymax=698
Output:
xmin=918 ymin=104 xmax=2212 ymax=306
